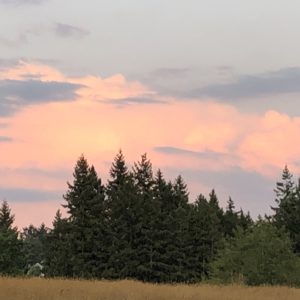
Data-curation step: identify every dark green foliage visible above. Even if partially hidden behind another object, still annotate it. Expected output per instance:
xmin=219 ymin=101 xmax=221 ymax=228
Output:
xmin=62 ymin=154 xmax=107 ymax=278
xmin=105 ymin=150 xmax=139 ymax=279
xmin=3 ymin=155 xmax=300 ymax=286
xmin=132 ymin=154 xmax=157 ymax=281
xmin=22 ymin=223 xmax=49 ymax=273
xmin=45 ymin=210 xmax=73 ymax=277
xmin=185 ymin=193 xmax=224 ymax=282
xmin=271 ymin=166 xmax=300 ymax=253
xmin=211 ymin=222 xmax=300 ymax=286
xmin=222 ymin=198 xmax=253 ymax=238
xmin=0 ymin=201 xmax=24 ymax=275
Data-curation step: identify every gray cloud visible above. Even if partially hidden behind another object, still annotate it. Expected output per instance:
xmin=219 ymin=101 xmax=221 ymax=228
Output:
xmin=0 ymin=79 xmax=83 ymax=116
xmin=135 ymin=66 xmax=236 ymax=98
xmin=0 ymin=187 xmax=61 ymax=202
xmin=107 ymin=97 xmax=166 ymax=107
xmin=163 ymin=166 xmax=275 ymax=219
xmin=55 ymin=23 xmax=90 ymax=39
xmin=0 ymin=136 xmax=12 ymax=142
xmin=154 ymin=146 xmax=236 ymax=161
xmin=0 ymin=0 xmax=47 ymax=5
xmin=187 ymin=67 xmax=300 ymax=100
xmin=150 ymin=68 xmax=190 ymax=79
xmin=0 ymin=167 xmax=70 ymax=181
xmin=0 ymin=58 xmax=20 ymax=70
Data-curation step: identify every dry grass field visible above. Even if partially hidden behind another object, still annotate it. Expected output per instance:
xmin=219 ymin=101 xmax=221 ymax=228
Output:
xmin=0 ymin=277 xmax=299 ymax=300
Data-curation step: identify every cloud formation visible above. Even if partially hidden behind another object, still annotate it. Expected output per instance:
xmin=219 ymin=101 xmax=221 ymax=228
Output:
xmin=188 ymin=67 xmax=300 ymax=100
xmin=106 ymin=97 xmax=166 ymax=107
xmin=0 ymin=79 xmax=82 ymax=116
xmin=55 ymin=23 xmax=90 ymax=39
xmin=1 ymin=62 xmax=300 ymax=227
xmin=0 ymin=187 xmax=61 ymax=202
xmin=154 ymin=146 xmax=235 ymax=161
xmin=0 ymin=136 xmax=12 ymax=142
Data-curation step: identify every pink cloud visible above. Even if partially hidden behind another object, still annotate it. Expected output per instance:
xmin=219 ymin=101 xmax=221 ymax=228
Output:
xmin=1 ymin=62 xmax=300 ymax=226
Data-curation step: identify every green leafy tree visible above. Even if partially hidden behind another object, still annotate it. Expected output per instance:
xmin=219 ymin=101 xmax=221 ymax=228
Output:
xmin=211 ymin=221 xmax=300 ymax=286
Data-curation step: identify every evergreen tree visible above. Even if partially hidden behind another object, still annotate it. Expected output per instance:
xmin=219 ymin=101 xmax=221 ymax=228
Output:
xmin=105 ymin=150 xmax=139 ymax=279
xmin=0 ymin=201 xmax=24 ymax=275
xmin=223 ymin=197 xmax=240 ymax=238
xmin=186 ymin=193 xmax=223 ymax=282
xmin=63 ymin=155 xmax=107 ymax=278
xmin=171 ymin=175 xmax=190 ymax=282
xmin=272 ymin=165 xmax=295 ymax=227
xmin=238 ymin=210 xmax=253 ymax=231
xmin=132 ymin=153 xmax=157 ymax=281
xmin=22 ymin=223 xmax=49 ymax=274
xmin=45 ymin=210 xmax=73 ymax=277
xmin=271 ymin=166 xmax=300 ymax=252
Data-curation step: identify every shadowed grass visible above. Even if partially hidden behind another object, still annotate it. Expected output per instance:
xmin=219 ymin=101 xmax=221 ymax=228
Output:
xmin=0 ymin=277 xmax=299 ymax=300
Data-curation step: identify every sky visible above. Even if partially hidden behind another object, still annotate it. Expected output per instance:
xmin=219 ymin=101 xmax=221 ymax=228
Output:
xmin=1 ymin=0 xmax=300 ymax=228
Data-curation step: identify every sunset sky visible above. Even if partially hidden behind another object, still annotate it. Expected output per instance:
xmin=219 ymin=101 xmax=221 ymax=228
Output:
xmin=1 ymin=0 xmax=300 ymax=228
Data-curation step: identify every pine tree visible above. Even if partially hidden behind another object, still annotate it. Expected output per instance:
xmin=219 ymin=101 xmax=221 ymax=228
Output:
xmin=271 ymin=166 xmax=300 ymax=252
xmin=272 ymin=165 xmax=295 ymax=226
xmin=186 ymin=192 xmax=223 ymax=282
xmin=223 ymin=197 xmax=240 ymax=238
xmin=63 ymin=155 xmax=107 ymax=278
xmin=238 ymin=210 xmax=253 ymax=231
xmin=171 ymin=175 xmax=190 ymax=282
xmin=151 ymin=170 xmax=176 ymax=282
xmin=132 ymin=153 xmax=156 ymax=281
xmin=105 ymin=150 xmax=139 ymax=279
xmin=45 ymin=210 xmax=73 ymax=277
xmin=0 ymin=201 xmax=24 ymax=275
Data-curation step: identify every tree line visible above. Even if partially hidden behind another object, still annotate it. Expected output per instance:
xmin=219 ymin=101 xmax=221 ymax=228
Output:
xmin=1 ymin=152 xmax=300 ymax=285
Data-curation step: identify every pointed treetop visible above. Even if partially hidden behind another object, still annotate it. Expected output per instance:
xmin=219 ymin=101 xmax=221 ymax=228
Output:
xmin=0 ymin=200 xmax=15 ymax=231
xmin=226 ymin=197 xmax=235 ymax=213
xmin=209 ymin=189 xmax=219 ymax=205
xmin=173 ymin=175 xmax=189 ymax=205
xmin=274 ymin=165 xmax=295 ymax=204
xmin=109 ymin=149 xmax=128 ymax=181
xmin=133 ymin=153 xmax=154 ymax=191
xmin=282 ymin=164 xmax=293 ymax=181
xmin=196 ymin=193 xmax=207 ymax=204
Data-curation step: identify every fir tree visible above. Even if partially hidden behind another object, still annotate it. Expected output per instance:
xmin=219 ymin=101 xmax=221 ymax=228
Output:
xmin=105 ymin=150 xmax=139 ymax=279
xmin=0 ymin=201 xmax=24 ymax=275
xmin=186 ymin=193 xmax=223 ymax=282
xmin=22 ymin=223 xmax=50 ymax=273
xmin=132 ymin=153 xmax=156 ymax=281
xmin=63 ymin=155 xmax=107 ymax=278
xmin=271 ymin=166 xmax=300 ymax=252
xmin=46 ymin=210 xmax=73 ymax=277
xmin=223 ymin=197 xmax=239 ymax=238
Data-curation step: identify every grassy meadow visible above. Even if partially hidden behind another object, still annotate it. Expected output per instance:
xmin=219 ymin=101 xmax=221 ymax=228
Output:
xmin=0 ymin=277 xmax=299 ymax=300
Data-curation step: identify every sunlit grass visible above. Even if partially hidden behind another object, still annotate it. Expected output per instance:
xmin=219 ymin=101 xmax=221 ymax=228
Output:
xmin=0 ymin=277 xmax=299 ymax=300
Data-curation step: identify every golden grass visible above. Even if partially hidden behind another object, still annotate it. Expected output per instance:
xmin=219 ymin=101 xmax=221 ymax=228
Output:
xmin=0 ymin=277 xmax=299 ymax=300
